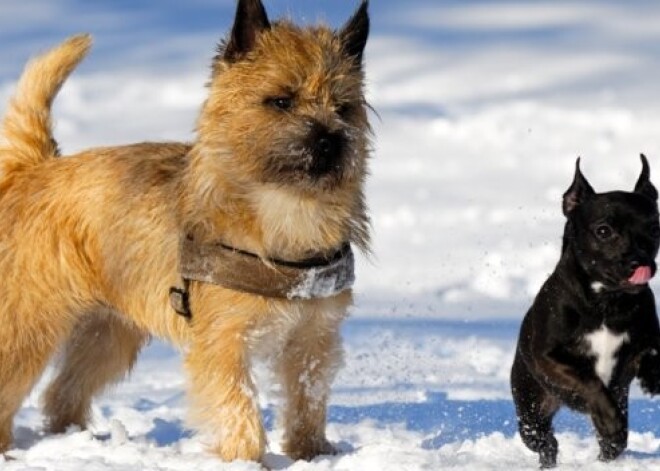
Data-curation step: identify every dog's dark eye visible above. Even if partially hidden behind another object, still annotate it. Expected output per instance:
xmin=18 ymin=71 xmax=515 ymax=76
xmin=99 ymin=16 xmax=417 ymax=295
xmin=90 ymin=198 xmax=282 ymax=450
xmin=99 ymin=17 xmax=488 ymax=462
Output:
xmin=595 ymin=224 xmax=613 ymax=240
xmin=266 ymin=97 xmax=293 ymax=111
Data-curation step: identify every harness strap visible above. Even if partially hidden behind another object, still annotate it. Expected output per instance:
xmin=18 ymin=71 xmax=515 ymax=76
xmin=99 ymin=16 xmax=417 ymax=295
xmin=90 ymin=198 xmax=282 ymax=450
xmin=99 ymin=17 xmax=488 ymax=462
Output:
xmin=169 ymin=233 xmax=355 ymax=319
xmin=169 ymin=278 xmax=191 ymax=319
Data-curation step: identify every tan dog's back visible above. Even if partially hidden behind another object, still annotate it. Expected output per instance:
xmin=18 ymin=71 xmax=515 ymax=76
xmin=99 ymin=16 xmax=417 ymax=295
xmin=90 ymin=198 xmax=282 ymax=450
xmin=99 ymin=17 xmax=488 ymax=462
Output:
xmin=0 ymin=141 xmax=191 ymax=331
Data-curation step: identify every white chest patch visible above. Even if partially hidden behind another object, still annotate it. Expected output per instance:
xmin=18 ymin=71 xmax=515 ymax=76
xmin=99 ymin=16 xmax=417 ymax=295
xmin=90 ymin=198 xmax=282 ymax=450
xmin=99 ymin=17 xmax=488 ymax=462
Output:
xmin=584 ymin=325 xmax=629 ymax=385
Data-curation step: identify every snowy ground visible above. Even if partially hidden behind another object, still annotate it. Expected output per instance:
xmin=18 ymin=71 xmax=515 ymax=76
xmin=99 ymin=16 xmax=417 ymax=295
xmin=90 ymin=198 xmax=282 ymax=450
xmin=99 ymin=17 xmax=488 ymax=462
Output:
xmin=4 ymin=320 xmax=660 ymax=470
xmin=3 ymin=0 xmax=660 ymax=469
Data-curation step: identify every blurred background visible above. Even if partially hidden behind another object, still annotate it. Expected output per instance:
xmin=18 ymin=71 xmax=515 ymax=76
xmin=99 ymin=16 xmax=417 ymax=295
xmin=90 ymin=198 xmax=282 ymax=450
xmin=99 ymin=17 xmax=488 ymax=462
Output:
xmin=2 ymin=0 xmax=660 ymax=319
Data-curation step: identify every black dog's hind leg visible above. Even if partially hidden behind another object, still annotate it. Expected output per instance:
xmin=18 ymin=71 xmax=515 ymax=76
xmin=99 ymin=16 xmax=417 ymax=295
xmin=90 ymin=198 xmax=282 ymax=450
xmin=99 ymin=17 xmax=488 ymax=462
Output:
xmin=512 ymin=355 xmax=560 ymax=468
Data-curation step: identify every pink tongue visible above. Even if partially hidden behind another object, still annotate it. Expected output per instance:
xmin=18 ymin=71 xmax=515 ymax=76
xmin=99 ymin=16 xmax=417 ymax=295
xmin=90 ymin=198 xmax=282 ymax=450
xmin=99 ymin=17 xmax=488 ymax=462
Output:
xmin=629 ymin=266 xmax=653 ymax=285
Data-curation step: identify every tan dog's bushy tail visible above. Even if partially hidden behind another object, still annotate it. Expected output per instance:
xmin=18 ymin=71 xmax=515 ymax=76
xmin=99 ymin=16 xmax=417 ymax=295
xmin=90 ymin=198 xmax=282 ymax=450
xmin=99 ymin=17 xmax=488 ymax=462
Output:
xmin=0 ymin=34 xmax=92 ymax=174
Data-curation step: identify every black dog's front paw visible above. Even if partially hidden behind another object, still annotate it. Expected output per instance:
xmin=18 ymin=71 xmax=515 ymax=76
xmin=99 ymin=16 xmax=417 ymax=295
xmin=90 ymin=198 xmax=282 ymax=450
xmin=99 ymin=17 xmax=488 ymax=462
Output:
xmin=590 ymin=393 xmax=627 ymax=460
xmin=638 ymin=350 xmax=660 ymax=395
xmin=518 ymin=422 xmax=558 ymax=468
xmin=539 ymin=447 xmax=557 ymax=469
xmin=593 ymin=395 xmax=627 ymax=463
xmin=590 ymin=394 xmax=625 ymax=438
xmin=598 ymin=429 xmax=627 ymax=462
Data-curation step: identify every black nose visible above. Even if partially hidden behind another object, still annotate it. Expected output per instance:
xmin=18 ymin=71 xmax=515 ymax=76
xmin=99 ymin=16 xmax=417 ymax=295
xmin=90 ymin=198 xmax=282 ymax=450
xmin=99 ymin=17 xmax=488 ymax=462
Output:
xmin=630 ymin=260 xmax=641 ymax=271
xmin=316 ymin=132 xmax=342 ymax=160
xmin=308 ymin=126 xmax=344 ymax=177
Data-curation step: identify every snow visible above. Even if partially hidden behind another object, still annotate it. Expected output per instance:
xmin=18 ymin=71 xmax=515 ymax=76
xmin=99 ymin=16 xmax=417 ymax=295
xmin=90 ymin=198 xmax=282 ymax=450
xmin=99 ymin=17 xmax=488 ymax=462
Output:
xmin=2 ymin=0 xmax=660 ymax=469
xmin=3 ymin=321 xmax=660 ymax=470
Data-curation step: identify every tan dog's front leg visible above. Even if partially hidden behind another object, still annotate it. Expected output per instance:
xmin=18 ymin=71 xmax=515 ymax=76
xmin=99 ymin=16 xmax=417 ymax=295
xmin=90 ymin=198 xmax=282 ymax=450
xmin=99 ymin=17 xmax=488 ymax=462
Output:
xmin=185 ymin=289 xmax=266 ymax=462
xmin=279 ymin=303 xmax=345 ymax=461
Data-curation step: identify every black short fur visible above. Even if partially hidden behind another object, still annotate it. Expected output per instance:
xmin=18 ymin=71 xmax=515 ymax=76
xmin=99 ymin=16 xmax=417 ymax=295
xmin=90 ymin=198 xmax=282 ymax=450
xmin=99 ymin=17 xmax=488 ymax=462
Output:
xmin=511 ymin=155 xmax=660 ymax=468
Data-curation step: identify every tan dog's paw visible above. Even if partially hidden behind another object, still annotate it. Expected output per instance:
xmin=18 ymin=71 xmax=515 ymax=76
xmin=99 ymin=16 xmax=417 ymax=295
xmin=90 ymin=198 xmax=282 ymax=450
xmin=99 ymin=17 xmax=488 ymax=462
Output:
xmin=211 ymin=419 xmax=266 ymax=463
xmin=283 ymin=436 xmax=337 ymax=461
xmin=0 ymin=427 xmax=12 ymax=455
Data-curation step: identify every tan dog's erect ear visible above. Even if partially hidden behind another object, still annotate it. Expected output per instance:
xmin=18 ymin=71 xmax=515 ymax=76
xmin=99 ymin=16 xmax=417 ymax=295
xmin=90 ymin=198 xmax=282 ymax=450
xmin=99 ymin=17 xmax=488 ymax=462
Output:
xmin=223 ymin=0 xmax=271 ymax=62
xmin=338 ymin=0 xmax=370 ymax=67
xmin=563 ymin=158 xmax=595 ymax=216
xmin=634 ymin=154 xmax=658 ymax=202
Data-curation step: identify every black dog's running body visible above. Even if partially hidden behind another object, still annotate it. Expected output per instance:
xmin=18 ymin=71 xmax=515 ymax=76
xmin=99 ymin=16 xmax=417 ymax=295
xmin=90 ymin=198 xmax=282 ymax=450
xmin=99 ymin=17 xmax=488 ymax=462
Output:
xmin=511 ymin=155 xmax=660 ymax=468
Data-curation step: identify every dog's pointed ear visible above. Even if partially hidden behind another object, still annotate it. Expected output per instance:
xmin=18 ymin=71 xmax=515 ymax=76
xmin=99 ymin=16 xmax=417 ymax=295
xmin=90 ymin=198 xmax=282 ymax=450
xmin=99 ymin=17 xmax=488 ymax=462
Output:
xmin=223 ymin=0 xmax=271 ymax=62
xmin=339 ymin=0 xmax=369 ymax=67
xmin=563 ymin=158 xmax=595 ymax=216
xmin=634 ymin=154 xmax=658 ymax=201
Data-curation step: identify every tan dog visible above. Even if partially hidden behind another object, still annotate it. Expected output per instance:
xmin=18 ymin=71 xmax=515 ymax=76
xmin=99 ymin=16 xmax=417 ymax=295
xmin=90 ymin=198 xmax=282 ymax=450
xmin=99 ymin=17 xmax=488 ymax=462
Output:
xmin=0 ymin=0 xmax=371 ymax=462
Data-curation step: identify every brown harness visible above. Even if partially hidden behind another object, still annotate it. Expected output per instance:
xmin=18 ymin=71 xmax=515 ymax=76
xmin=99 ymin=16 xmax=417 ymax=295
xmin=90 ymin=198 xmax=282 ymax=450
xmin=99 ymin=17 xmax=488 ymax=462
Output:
xmin=169 ymin=233 xmax=355 ymax=319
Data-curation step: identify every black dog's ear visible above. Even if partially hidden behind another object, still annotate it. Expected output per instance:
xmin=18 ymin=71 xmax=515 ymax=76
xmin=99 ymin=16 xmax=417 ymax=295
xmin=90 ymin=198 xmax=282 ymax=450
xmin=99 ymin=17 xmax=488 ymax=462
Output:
xmin=223 ymin=0 xmax=271 ymax=62
xmin=634 ymin=154 xmax=658 ymax=201
xmin=563 ymin=158 xmax=595 ymax=216
xmin=339 ymin=0 xmax=369 ymax=67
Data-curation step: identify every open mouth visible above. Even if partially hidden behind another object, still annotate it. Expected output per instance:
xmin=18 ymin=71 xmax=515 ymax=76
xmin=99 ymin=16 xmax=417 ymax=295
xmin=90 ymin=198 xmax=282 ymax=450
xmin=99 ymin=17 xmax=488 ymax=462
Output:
xmin=595 ymin=266 xmax=655 ymax=293
xmin=620 ymin=265 xmax=655 ymax=292
xmin=622 ymin=265 xmax=654 ymax=288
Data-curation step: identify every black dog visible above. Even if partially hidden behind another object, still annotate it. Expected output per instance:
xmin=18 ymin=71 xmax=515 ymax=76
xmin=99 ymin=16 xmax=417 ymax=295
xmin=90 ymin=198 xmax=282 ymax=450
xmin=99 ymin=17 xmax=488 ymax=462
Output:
xmin=511 ymin=155 xmax=660 ymax=468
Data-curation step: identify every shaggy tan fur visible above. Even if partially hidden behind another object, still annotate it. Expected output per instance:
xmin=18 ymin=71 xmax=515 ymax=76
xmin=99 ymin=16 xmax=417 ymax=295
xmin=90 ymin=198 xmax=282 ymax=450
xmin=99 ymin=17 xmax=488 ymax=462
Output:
xmin=0 ymin=0 xmax=370 ymax=463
